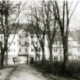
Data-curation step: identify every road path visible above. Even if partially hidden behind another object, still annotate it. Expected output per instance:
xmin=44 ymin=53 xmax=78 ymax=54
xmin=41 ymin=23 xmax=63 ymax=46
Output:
xmin=7 ymin=64 xmax=76 ymax=80
xmin=7 ymin=65 xmax=49 ymax=80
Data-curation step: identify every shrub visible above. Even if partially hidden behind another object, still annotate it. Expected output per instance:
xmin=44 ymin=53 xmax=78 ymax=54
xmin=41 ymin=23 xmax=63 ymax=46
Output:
xmin=33 ymin=61 xmax=80 ymax=79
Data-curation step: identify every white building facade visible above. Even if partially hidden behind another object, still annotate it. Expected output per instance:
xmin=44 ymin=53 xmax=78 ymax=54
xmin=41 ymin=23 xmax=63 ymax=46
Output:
xmin=0 ymin=29 xmax=80 ymax=65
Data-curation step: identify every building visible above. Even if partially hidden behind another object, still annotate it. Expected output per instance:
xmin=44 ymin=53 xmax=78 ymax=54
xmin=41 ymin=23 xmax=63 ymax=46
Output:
xmin=7 ymin=34 xmax=19 ymax=65
xmin=18 ymin=29 xmax=30 ymax=64
xmin=0 ymin=28 xmax=80 ymax=65
xmin=29 ymin=31 xmax=80 ymax=61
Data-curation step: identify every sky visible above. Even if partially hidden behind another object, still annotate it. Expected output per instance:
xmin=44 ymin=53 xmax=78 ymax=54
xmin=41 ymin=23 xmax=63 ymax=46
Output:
xmin=1 ymin=0 xmax=80 ymax=31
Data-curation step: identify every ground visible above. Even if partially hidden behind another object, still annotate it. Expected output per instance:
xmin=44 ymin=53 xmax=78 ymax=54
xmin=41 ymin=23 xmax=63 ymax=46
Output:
xmin=7 ymin=64 xmax=48 ymax=80
xmin=0 ymin=68 xmax=13 ymax=80
xmin=5 ymin=64 xmax=76 ymax=80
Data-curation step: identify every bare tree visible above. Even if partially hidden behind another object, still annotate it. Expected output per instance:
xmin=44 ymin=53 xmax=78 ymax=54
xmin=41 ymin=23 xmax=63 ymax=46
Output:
xmin=27 ymin=1 xmax=57 ymax=63
xmin=51 ymin=0 xmax=79 ymax=72
xmin=42 ymin=1 xmax=57 ymax=63
xmin=0 ymin=0 xmax=23 ymax=68
xmin=30 ymin=1 xmax=47 ymax=62
xmin=31 ymin=35 xmax=40 ymax=62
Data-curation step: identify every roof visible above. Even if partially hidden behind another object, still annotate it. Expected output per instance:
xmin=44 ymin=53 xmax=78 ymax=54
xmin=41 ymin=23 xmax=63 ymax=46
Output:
xmin=0 ymin=23 xmax=79 ymax=43
xmin=0 ymin=23 xmax=27 ymax=34
xmin=75 ymin=30 xmax=80 ymax=43
xmin=69 ymin=31 xmax=78 ymax=41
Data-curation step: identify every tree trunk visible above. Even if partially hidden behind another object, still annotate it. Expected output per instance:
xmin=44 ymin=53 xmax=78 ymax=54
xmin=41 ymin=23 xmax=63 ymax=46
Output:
xmin=35 ymin=51 xmax=37 ymax=62
xmin=0 ymin=39 xmax=8 ymax=69
xmin=63 ymin=41 xmax=68 ymax=72
xmin=39 ymin=52 xmax=40 ymax=62
xmin=0 ymin=49 xmax=5 ymax=69
xmin=49 ymin=44 xmax=53 ymax=63
xmin=5 ymin=51 xmax=8 ymax=66
xmin=42 ymin=46 xmax=46 ymax=62
xmin=27 ymin=55 xmax=28 ymax=64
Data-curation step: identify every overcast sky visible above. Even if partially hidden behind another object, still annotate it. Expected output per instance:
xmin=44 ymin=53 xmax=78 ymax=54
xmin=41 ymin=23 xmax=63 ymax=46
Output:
xmin=1 ymin=0 xmax=80 ymax=31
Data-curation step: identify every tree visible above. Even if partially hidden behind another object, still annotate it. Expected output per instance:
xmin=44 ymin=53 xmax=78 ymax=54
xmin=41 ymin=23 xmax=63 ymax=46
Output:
xmin=51 ymin=0 xmax=79 ymax=72
xmin=31 ymin=35 xmax=40 ymax=62
xmin=29 ymin=1 xmax=58 ymax=63
xmin=24 ymin=0 xmax=57 ymax=63
xmin=0 ymin=0 xmax=23 ymax=68
xmin=41 ymin=1 xmax=57 ymax=63
xmin=29 ymin=1 xmax=47 ymax=62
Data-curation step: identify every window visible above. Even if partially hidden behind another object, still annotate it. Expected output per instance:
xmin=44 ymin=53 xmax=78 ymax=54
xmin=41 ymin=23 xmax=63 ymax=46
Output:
xmin=22 ymin=48 xmax=25 ymax=52
xmin=56 ymin=41 xmax=57 ymax=45
xmin=25 ymin=42 xmax=27 ymax=45
xmin=78 ymin=48 xmax=80 ymax=51
xmin=14 ymin=42 xmax=15 ymax=45
xmin=19 ymin=42 xmax=21 ymax=45
xmin=54 ymin=56 xmax=58 ymax=61
xmin=68 ymin=52 xmax=72 ymax=56
xmin=54 ymin=48 xmax=57 ymax=52
xmin=60 ymin=48 xmax=62 ymax=52
xmin=25 ymin=42 xmax=29 ymax=46
xmin=78 ymin=56 xmax=80 ymax=59
xmin=60 ymin=56 xmax=62 ymax=60
xmin=25 ymin=34 xmax=28 ymax=37
xmin=25 ymin=49 xmax=27 ymax=52
xmin=19 ymin=42 xmax=27 ymax=46
xmin=75 ymin=55 xmax=77 ymax=59
xmin=19 ymin=35 xmax=21 ymax=38
xmin=12 ymin=42 xmax=15 ymax=45
xmin=54 ymin=41 xmax=57 ymax=45
xmin=8 ymin=42 xmax=10 ymax=45
xmin=21 ymin=42 xmax=25 ymax=45
xmin=8 ymin=49 xmax=10 ymax=52
xmin=8 ymin=49 xmax=15 ymax=52
xmin=38 ymin=48 xmax=41 ymax=52
xmin=19 ymin=49 xmax=21 ymax=52
xmin=19 ymin=35 xmax=25 ymax=38
xmin=14 ymin=49 xmax=15 ymax=52
xmin=0 ymin=36 xmax=2 ymax=38
xmin=31 ymin=49 xmax=34 ymax=52
xmin=19 ymin=48 xmax=26 ymax=52
xmin=19 ymin=34 xmax=25 ymax=38
xmin=60 ymin=41 xmax=62 ymax=44
xmin=31 ymin=34 xmax=34 ymax=38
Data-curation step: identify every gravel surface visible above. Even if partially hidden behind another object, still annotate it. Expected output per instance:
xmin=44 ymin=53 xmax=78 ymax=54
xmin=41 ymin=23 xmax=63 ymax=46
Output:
xmin=6 ymin=65 xmax=77 ymax=80
xmin=0 ymin=68 xmax=13 ymax=80
xmin=7 ymin=65 xmax=48 ymax=80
